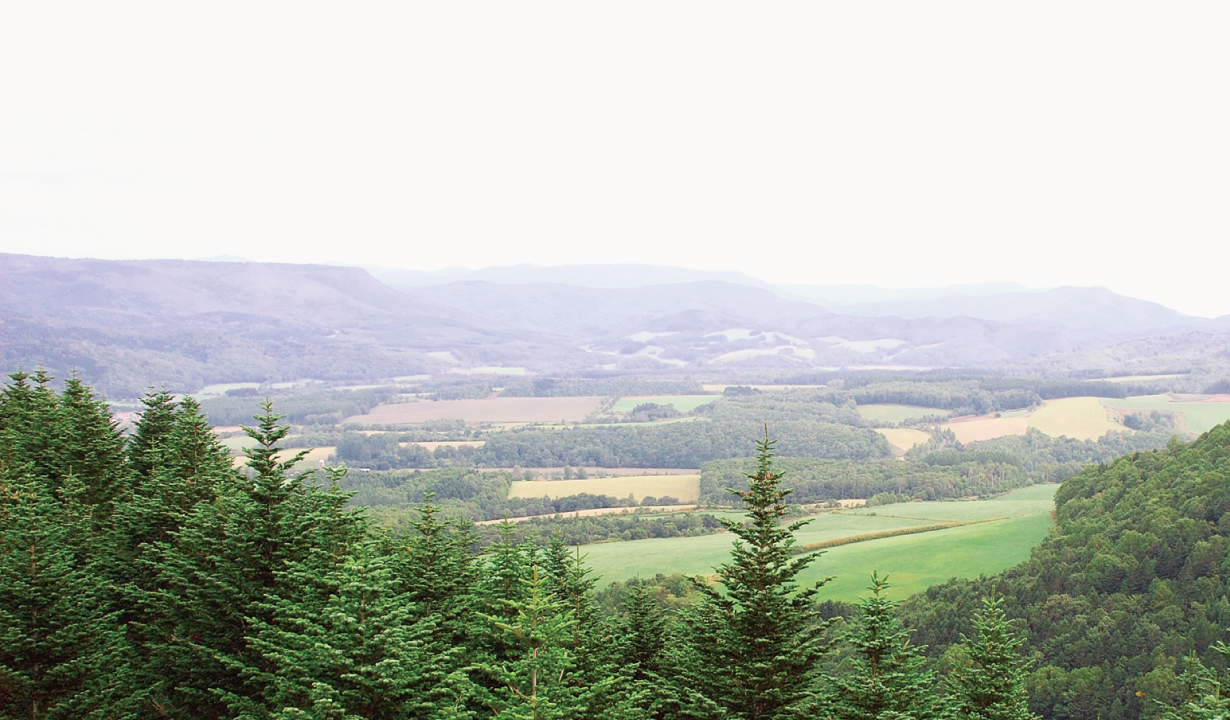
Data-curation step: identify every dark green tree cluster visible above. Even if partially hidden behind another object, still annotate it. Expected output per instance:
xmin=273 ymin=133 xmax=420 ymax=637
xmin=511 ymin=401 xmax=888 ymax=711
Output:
xmin=0 ymin=371 xmax=1100 ymax=720
xmin=900 ymin=423 xmax=1230 ymax=719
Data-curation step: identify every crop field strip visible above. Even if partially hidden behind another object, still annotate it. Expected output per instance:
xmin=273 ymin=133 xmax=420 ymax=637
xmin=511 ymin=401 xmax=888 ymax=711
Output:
xmin=610 ymin=395 xmax=720 ymax=413
xmin=579 ymin=484 xmax=1058 ymax=602
xmin=342 ymin=396 xmax=604 ymax=424
xmin=874 ymin=428 xmax=932 ymax=453
xmin=508 ymin=474 xmax=702 ymax=502
xmin=1100 ymin=394 xmax=1230 ymax=434
xmin=856 ymin=404 xmax=944 ymax=424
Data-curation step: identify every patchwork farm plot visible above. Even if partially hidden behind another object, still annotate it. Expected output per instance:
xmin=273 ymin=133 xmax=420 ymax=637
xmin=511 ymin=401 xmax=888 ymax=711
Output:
xmin=942 ymin=397 xmax=1127 ymax=443
xmin=342 ymin=396 xmax=604 ymax=425
xmin=610 ymin=395 xmax=720 ymax=413
xmin=874 ymin=427 xmax=933 ymax=454
xmin=508 ymin=474 xmax=701 ymax=503
xmin=1101 ymin=394 xmax=1230 ymax=435
xmin=580 ymin=484 xmax=1059 ymax=602
xmin=856 ymin=404 xmax=943 ymax=424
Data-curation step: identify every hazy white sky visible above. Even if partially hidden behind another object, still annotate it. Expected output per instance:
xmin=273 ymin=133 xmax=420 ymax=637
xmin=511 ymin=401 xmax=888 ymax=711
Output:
xmin=2 ymin=3 xmax=1228 ymax=315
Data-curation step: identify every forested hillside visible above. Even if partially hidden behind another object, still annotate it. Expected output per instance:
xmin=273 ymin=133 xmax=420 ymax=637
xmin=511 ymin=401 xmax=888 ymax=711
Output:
xmin=900 ymin=423 xmax=1230 ymax=719
xmin=3 ymin=369 xmax=1228 ymax=719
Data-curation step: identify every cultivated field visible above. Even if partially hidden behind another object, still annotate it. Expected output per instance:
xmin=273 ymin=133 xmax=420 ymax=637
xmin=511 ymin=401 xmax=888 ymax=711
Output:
xmin=611 ymin=395 xmax=720 ymax=413
xmin=875 ymin=428 xmax=933 ymax=454
xmin=942 ymin=416 xmax=1029 ymax=443
xmin=508 ymin=475 xmax=701 ymax=503
xmin=942 ymin=397 xmax=1127 ymax=442
xmin=1025 ymin=397 xmax=1123 ymax=440
xmin=342 ymin=396 xmax=604 ymax=425
xmin=580 ymin=484 xmax=1058 ymax=602
xmin=475 ymin=505 xmax=700 ymax=525
xmin=402 ymin=440 xmax=487 ymax=450
xmin=1101 ymin=394 xmax=1230 ymax=435
xmin=856 ymin=404 xmax=943 ymax=424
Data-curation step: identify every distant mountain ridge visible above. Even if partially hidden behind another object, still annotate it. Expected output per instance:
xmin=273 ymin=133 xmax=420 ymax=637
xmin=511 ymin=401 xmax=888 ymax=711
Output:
xmin=3 ymin=253 xmax=1228 ymax=396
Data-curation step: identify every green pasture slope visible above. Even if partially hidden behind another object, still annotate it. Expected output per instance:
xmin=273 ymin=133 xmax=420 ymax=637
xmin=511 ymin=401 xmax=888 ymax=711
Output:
xmin=611 ymin=395 xmax=720 ymax=413
xmin=580 ymin=484 xmax=1058 ymax=603
xmin=1101 ymin=394 xmax=1230 ymax=435
xmin=855 ymin=404 xmax=944 ymax=424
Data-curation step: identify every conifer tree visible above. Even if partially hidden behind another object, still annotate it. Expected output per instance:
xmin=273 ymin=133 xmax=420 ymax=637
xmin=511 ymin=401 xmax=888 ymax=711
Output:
xmin=678 ymin=432 xmax=829 ymax=719
xmin=57 ymin=376 xmax=128 ymax=515
xmin=127 ymin=388 xmax=178 ymax=483
xmin=150 ymin=402 xmax=364 ymax=718
xmin=943 ymin=593 xmax=1038 ymax=720
xmin=1159 ymin=642 xmax=1230 ymax=720
xmin=825 ymin=573 xmax=937 ymax=720
xmin=0 ymin=472 xmax=117 ymax=719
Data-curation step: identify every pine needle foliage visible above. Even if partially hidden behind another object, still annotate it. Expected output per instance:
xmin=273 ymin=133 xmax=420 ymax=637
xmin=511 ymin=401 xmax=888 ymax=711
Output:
xmin=943 ymin=593 xmax=1038 ymax=720
xmin=680 ymin=431 xmax=830 ymax=719
xmin=825 ymin=573 xmax=937 ymax=720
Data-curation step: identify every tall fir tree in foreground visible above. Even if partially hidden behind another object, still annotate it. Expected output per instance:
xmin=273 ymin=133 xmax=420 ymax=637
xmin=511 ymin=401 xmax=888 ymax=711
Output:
xmin=944 ymin=593 xmax=1038 ymax=720
xmin=680 ymin=432 xmax=829 ymax=719
xmin=825 ymin=573 xmax=937 ymax=720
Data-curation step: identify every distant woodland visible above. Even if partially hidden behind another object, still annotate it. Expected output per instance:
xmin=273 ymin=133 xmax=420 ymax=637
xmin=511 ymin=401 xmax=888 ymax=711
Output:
xmin=4 ymin=370 xmax=1230 ymax=718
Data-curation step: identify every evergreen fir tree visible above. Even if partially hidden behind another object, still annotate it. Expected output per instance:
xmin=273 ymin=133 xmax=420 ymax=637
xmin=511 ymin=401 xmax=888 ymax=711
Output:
xmin=57 ymin=376 xmax=128 ymax=515
xmin=825 ymin=573 xmax=937 ymax=720
xmin=678 ymin=433 xmax=830 ymax=719
xmin=127 ymin=388 xmax=178 ymax=484
xmin=0 ymin=472 xmax=117 ymax=719
xmin=1159 ymin=642 xmax=1230 ymax=720
xmin=943 ymin=593 xmax=1038 ymax=720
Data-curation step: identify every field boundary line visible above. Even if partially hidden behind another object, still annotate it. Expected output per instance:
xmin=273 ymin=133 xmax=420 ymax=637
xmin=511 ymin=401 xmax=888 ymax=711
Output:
xmin=790 ymin=516 xmax=1015 ymax=554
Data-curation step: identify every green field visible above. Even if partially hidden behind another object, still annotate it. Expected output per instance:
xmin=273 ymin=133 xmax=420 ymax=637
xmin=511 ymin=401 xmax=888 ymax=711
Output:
xmin=611 ymin=395 xmax=720 ymax=413
xmin=856 ymin=404 xmax=944 ymax=424
xmin=579 ymin=484 xmax=1058 ymax=601
xmin=1101 ymin=395 xmax=1230 ymax=435
xmin=509 ymin=475 xmax=701 ymax=502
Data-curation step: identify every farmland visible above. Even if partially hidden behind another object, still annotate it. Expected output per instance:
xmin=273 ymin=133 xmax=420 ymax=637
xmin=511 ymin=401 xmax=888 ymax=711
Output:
xmin=1101 ymin=394 xmax=1230 ymax=434
xmin=943 ymin=397 xmax=1126 ymax=442
xmin=580 ymin=484 xmax=1058 ymax=601
xmin=610 ymin=395 xmax=719 ymax=413
xmin=508 ymin=474 xmax=701 ymax=503
xmin=856 ymin=404 xmax=942 ymax=424
xmin=874 ymin=427 xmax=932 ymax=453
xmin=342 ymin=396 xmax=604 ymax=425
xmin=1026 ymin=397 xmax=1123 ymax=439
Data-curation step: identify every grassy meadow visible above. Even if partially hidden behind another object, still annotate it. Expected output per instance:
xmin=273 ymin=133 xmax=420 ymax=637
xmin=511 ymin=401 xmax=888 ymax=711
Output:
xmin=509 ymin=474 xmax=701 ymax=502
xmin=579 ymin=484 xmax=1058 ymax=602
xmin=611 ymin=395 xmax=720 ymax=413
xmin=1101 ymin=394 xmax=1230 ymax=435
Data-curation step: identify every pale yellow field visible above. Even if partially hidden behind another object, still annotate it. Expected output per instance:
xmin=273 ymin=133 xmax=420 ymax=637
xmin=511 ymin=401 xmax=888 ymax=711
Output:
xmin=1027 ymin=397 xmax=1123 ymax=440
xmin=475 ymin=504 xmax=700 ymax=525
xmin=343 ymin=397 xmax=603 ymax=425
xmin=401 ymin=441 xmax=487 ymax=450
xmin=942 ymin=396 xmax=1128 ymax=443
xmin=875 ymin=428 xmax=933 ymax=453
xmin=508 ymin=475 xmax=701 ymax=503
xmin=942 ymin=417 xmax=1029 ymax=443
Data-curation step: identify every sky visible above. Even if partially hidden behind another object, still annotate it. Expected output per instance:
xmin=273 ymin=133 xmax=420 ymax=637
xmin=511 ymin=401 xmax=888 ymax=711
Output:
xmin=2 ymin=3 xmax=1228 ymax=316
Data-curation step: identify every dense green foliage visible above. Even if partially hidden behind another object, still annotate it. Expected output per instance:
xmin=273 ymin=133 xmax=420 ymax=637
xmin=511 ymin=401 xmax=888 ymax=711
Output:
xmin=2 ymin=370 xmax=1224 ymax=719
xmin=700 ymin=456 xmax=1032 ymax=506
xmin=899 ymin=423 xmax=1230 ymax=719
xmin=200 ymin=387 xmax=399 ymax=426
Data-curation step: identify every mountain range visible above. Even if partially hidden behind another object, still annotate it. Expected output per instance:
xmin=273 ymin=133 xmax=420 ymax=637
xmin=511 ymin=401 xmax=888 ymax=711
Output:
xmin=4 ymin=253 xmax=1229 ymax=397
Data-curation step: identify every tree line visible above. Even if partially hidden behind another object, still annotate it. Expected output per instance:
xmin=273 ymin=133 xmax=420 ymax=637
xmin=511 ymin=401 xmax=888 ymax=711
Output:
xmin=1 ymin=371 xmax=1046 ymax=719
